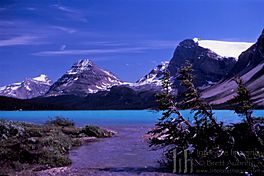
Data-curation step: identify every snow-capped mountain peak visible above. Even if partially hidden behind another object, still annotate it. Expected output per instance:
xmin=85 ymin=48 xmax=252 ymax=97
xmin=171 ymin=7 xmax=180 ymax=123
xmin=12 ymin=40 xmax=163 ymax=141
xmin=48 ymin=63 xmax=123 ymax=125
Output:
xmin=193 ymin=38 xmax=199 ymax=43
xmin=46 ymin=59 xmax=123 ymax=97
xmin=0 ymin=74 xmax=53 ymax=99
xmin=193 ymin=38 xmax=253 ymax=59
xmin=119 ymin=61 xmax=171 ymax=93
xmin=137 ymin=61 xmax=169 ymax=85
xmin=67 ymin=59 xmax=94 ymax=75
xmin=32 ymin=74 xmax=52 ymax=85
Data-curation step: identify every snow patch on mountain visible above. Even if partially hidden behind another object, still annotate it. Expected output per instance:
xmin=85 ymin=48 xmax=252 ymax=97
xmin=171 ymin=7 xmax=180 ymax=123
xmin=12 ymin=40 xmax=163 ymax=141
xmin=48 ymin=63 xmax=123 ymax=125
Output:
xmin=0 ymin=86 xmax=6 ymax=91
xmin=46 ymin=59 xmax=123 ymax=96
xmin=136 ymin=61 xmax=169 ymax=85
xmin=0 ymin=74 xmax=53 ymax=99
xmin=32 ymin=74 xmax=52 ymax=85
xmin=118 ymin=61 xmax=170 ymax=92
xmin=66 ymin=59 xmax=93 ymax=75
xmin=193 ymin=38 xmax=253 ymax=59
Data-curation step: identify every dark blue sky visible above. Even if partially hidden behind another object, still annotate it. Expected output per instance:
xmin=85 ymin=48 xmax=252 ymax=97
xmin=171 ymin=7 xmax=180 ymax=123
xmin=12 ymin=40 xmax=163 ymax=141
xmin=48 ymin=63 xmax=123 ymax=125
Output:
xmin=0 ymin=0 xmax=263 ymax=86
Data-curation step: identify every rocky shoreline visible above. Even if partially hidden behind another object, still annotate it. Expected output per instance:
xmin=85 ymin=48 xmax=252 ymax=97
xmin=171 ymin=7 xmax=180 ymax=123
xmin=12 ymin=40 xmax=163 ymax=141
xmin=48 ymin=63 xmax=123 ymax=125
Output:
xmin=0 ymin=118 xmax=116 ymax=175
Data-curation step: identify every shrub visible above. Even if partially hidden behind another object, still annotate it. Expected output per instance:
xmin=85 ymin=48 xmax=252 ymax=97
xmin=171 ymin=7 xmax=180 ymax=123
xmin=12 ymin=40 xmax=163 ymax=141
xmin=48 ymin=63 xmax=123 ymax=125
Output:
xmin=0 ymin=117 xmax=115 ymax=174
xmin=0 ymin=119 xmax=74 ymax=174
xmin=81 ymin=125 xmax=113 ymax=138
xmin=46 ymin=117 xmax=74 ymax=127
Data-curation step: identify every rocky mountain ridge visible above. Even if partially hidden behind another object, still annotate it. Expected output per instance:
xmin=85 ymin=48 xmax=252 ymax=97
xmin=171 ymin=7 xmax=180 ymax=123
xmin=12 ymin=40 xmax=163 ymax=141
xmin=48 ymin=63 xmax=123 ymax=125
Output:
xmin=168 ymin=39 xmax=237 ymax=87
xmin=46 ymin=59 xmax=122 ymax=97
xmin=0 ymin=74 xmax=52 ymax=99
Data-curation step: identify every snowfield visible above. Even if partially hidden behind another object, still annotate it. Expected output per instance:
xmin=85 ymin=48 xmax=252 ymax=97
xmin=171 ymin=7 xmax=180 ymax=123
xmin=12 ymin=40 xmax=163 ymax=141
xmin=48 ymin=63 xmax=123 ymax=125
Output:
xmin=193 ymin=38 xmax=253 ymax=59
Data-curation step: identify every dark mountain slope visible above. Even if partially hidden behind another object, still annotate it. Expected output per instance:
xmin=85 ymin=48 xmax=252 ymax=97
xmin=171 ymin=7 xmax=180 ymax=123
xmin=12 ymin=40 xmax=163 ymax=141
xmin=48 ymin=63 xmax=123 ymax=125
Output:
xmin=168 ymin=39 xmax=236 ymax=87
xmin=33 ymin=86 xmax=157 ymax=110
xmin=202 ymin=29 xmax=264 ymax=108
xmin=0 ymin=96 xmax=65 ymax=110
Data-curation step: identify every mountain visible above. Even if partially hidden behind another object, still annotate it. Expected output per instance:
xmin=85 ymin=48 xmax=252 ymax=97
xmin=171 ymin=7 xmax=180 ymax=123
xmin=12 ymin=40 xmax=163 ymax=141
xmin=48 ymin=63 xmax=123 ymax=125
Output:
xmin=202 ymin=29 xmax=264 ymax=107
xmin=168 ymin=39 xmax=237 ymax=87
xmin=0 ymin=74 xmax=52 ymax=99
xmin=0 ymin=96 xmax=65 ymax=110
xmin=119 ymin=61 xmax=169 ymax=92
xmin=227 ymin=30 xmax=264 ymax=78
xmin=132 ymin=39 xmax=238 ymax=95
xmin=32 ymin=86 xmax=157 ymax=110
xmin=46 ymin=59 xmax=122 ymax=97
xmin=136 ymin=61 xmax=169 ymax=86
xmin=118 ymin=38 xmax=241 ymax=99
xmin=1 ymin=35 xmax=261 ymax=110
xmin=135 ymin=39 xmax=238 ymax=91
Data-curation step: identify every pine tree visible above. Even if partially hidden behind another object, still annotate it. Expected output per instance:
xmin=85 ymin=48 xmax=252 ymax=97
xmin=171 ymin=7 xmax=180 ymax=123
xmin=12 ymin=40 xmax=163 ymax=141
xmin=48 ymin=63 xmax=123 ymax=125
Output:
xmin=176 ymin=61 xmax=233 ymax=167
xmin=155 ymin=70 xmax=174 ymax=111
xmin=155 ymin=70 xmax=192 ymax=126
xmin=148 ymin=69 xmax=191 ymax=167
xmin=148 ymin=62 xmax=229 ymax=172
xmin=177 ymin=60 xmax=220 ymax=130
xmin=232 ymin=77 xmax=264 ymax=146
xmin=149 ymin=62 xmax=263 ymax=173
xmin=232 ymin=77 xmax=253 ymax=126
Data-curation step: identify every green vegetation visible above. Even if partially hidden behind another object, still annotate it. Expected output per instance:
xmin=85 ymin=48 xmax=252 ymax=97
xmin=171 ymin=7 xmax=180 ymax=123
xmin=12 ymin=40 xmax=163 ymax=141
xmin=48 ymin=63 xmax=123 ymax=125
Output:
xmin=0 ymin=117 xmax=115 ymax=175
xmin=149 ymin=61 xmax=264 ymax=175
xmin=46 ymin=117 xmax=75 ymax=127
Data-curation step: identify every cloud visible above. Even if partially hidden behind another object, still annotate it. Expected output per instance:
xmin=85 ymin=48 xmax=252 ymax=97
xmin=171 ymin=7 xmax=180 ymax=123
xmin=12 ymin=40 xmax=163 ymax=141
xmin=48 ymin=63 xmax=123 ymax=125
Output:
xmin=0 ymin=35 xmax=42 ymax=47
xmin=51 ymin=4 xmax=88 ymax=22
xmin=52 ymin=4 xmax=76 ymax=13
xmin=81 ymin=40 xmax=178 ymax=49
xmin=83 ymin=41 xmax=128 ymax=47
xmin=142 ymin=40 xmax=178 ymax=48
xmin=31 ymin=39 xmax=179 ymax=56
xmin=51 ymin=26 xmax=76 ymax=34
xmin=26 ymin=7 xmax=36 ymax=11
xmin=0 ymin=20 xmax=16 ymax=27
xmin=60 ymin=44 xmax=66 ymax=51
xmin=0 ymin=20 xmax=49 ymax=39
xmin=32 ymin=47 xmax=148 ymax=56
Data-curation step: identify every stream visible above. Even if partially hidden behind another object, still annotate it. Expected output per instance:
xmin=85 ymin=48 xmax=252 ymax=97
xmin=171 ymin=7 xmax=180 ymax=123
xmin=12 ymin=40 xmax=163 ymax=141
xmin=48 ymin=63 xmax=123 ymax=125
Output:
xmin=69 ymin=125 xmax=168 ymax=175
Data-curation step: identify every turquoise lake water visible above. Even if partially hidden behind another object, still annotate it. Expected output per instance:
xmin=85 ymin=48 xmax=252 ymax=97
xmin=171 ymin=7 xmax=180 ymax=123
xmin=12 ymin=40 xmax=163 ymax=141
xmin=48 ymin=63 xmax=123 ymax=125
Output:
xmin=0 ymin=110 xmax=264 ymax=126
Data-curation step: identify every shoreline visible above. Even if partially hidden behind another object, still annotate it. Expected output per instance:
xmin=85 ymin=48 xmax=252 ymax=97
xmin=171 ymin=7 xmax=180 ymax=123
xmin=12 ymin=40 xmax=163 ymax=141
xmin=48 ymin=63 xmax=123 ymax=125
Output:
xmin=34 ymin=167 xmax=178 ymax=176
xmin=0 ymin=118 xmax=116 ymax=175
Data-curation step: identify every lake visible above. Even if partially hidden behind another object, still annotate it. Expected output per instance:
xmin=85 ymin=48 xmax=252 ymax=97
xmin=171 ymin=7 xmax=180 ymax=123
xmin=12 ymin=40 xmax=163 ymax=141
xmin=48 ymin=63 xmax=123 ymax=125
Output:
xmin=1 ymin=110 xmax=264 ymax=174
xmin=1 ymin=110 xmax=264 ymax=126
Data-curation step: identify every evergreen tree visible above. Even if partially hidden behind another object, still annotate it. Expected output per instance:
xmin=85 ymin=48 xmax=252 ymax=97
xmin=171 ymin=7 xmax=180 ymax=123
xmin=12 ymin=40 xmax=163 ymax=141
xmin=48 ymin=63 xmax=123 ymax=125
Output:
xmin=232 ymin=77 xmax=254 ymax=127
xmin=149 ymin=62 xmax=263 ymax=174
xmin=232 ymin=77 xmax=264 ymax=146
xmin=155 ymin=70 xmax=174 ymax=111
xmin=148 ymin=69 xmax=191 ymax=167
xmin=149 ymin=61 xmax=230 ymax=172
xmin=177 ymin=60 xmax=221 ymax=130
xmin=176 ymin=61 xmax=233 ymax=168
